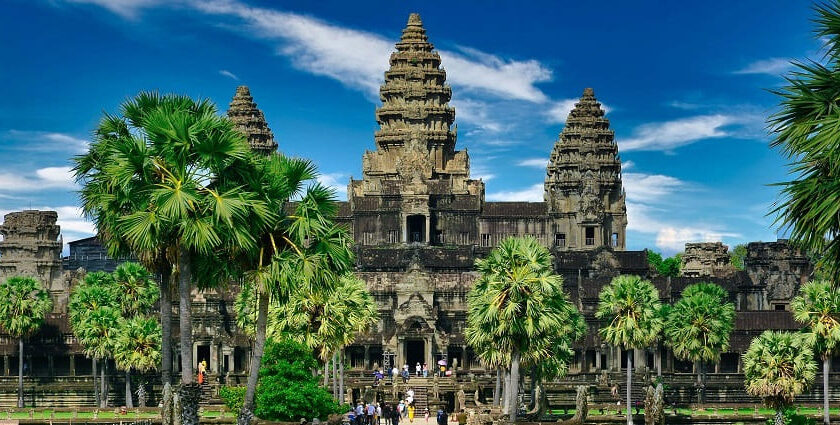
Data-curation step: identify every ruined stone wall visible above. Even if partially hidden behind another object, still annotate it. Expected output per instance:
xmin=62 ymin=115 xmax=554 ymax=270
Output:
xmin=681 ymin=242 xmax=736 ymax=278
xmin=745 ymin=240 xmax=811 ymax=310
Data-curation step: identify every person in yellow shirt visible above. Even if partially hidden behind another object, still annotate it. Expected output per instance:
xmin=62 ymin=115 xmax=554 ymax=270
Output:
xmin=407 ymin=404 xmax=415 ymax=423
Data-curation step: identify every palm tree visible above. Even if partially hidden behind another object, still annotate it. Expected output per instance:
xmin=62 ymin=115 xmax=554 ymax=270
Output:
xmin=0 ymin=276 xmax=53 ymax=408
xmin=113 ymin=262 xmax=159 ymax=317
xmin=596 ymin=275 xmax=663 ymax=425
xmin=68 ymin=271 xmax=117 ymax=407
xmin=466 ymin=236 xmax=584 ymax=422
xmin=75 ymin=92 xmax=264 ymax=423
xmin=768 ymin=1 xmax=840 ymax=282
xmin=665 ymin=282 xmax=735 ymax=404
xmin=113 ymin=317 xmax=162 ymax=408
xmin=235 ymin=182 xmax=354 ymax=425
xmin=743 ymin=331 xmax=817 ymax=425
xmin=791 ymin=280 xmax=840 ymax=425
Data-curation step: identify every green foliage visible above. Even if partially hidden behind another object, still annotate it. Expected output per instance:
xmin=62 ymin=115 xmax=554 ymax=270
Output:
xmin=768 ymin=2 xmax=840 ymax=283
xmin=596 ymin=275 xmax=663 ymax=349
xmin=730 ymin=244 xmax=747 ymax=271
xmin=0 ymin=276 xmax=53 ymax=339
xmin=112 ymin=262 xmax=159 ymax=317
xmin=764 ymin=409 xmax=816 ymax=425
xmin=666 ymin=283 xmax=735 ymax=364
xmin=219 ymin=386 xmax=246 ymax=413
xmin=465 ymin=237 xmax=585 ymax=376
xmin=791 ymin=280 xmax=840 ymax=357
xmin=113 ymin=316 xmax=161 ymax=372
xmin=743 ymin=331 xmax=817 ymax=412
xmin=647 ymin=250 xmax=681 ymax=277
xmin=253 ymin=339 xmax=342 ymax=421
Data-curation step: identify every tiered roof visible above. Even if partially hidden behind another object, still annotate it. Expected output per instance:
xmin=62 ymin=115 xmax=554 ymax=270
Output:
xmin=227 ymin=86 xmax=278 ymax=155
xmin=544 ymin=88 xmax=624 ymax=201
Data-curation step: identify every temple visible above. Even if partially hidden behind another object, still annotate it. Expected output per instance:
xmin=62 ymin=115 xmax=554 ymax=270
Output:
xmin=0 ymin=12 xmax=835 ymax=409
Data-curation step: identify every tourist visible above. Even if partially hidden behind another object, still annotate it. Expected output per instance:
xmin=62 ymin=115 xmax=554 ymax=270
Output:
xmin=391 ymin=404 xmax=401 ymax=425
xmin=422 ymin=364 xmax=428 ymax=378
xmin=436 ymin=408 xmax=448 ymax=425
xmin=415 ymin=362 xmax=422 ymax=376
xmin=374 ymin=369 xmax=384 ymax=387
xmin=392 ymin=366 xmax=400 ymax=383
xmin=407 ymin=402 xmax=415 ymax=423
xmin=397 ymin=400 xmax=405 ymax=419
xmin=348 ymin=406 xmax=357 ymax=425
xmin=197 ymin=360 xmax=206 ymax=385
xmin=455 ymin=410 xmax=466 ymax=425
xmin=423 ymin=408 xmax=430 ymax=423
xmin=376 ymin=403 xmax=382 ymax=425
xmin=382 ymin=403 xmax=391 ymax=425
xmin=401 ymin=368 xmax=410 ymax=383
xmin=366 ymin=401 xmax=376 ymax=425
xmin=356 ymin=402 xmax=365 ymax=425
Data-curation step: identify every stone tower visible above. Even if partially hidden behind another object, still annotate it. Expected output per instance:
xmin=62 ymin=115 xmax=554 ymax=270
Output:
xmin=544 ymin=88 xmax=627 ymax=250
xmin=227 ymin=85 xmax=278 ymax=155
xmin=349 ymin=13 xmax=484 ymax=246
xmin=0 ymin=210 xmax=65 ymax=310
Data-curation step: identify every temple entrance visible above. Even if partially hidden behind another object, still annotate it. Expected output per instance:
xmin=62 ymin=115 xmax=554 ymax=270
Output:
xmin=405 ymin=339 xmax=425 ymax=369
xmin=197 ymin=345 xmax=210 ymax=372
xmin=407 ymin=215 xmax=425 ymax=243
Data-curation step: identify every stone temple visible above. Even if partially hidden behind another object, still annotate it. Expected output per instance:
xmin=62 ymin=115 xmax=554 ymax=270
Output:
xmin=0 ymin=12 xmax=834 ymax=408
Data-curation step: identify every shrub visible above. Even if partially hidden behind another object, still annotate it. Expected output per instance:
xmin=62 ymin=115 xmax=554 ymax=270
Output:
xmin=254 ymin=339 xmax=343 ymax=421
xmin=765 ymin=410 xmax=816 ymax=425
xmin=219 ymin=386 xmax=245 ymax=413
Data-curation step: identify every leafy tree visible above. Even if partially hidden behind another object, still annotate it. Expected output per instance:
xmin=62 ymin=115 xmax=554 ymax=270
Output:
xmin=113 ymin=317 xmax=161 ymax=407
xmin=0 ymin=276 xmax=53 ymax=408
xmin=68 ymin=271 xmax=117 ymax=407
xmin=730 ymin=244 xmax=747 ymax=271
xmin=647 ymin=250 xmax=663 ymax=273
xmin=665 ymin=283 xmax=735 ymax=403
xmin=768 ymin=1 xmax=840 ymax=283
xmin=253 ymin=339 xmax=342 ymax=421
xmin=596 ymin=275 xmax=663 ymax=425
xmin=75 ymin=92 xmax=263 ymax=408
xmin=791 ymin=281 xmax=840 ymax=425
xmin=111 ymin=262 xmax=160 ymax=408
xmin=466 ymin=237 xmax=584 ymax=422
xmin=744 ymin=331 xmax=816 ymax=425
xmin=646 ymin=250 xmax=681 ymax=277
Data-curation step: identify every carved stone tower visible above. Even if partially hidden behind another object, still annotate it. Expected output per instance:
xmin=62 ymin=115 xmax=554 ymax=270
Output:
xmin=227 ymin=86 xmax=278 ymax=155
xmin=0 ymin=210 xmax=65 ymax=310
xmin=544 ymin=88 xmax=627 ymax=250
xmin=349 ymin=13 xmax=484 ymax=246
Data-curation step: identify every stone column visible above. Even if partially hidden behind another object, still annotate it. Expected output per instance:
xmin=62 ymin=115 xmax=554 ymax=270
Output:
xmin=210 ymin=344 xmax=219 ymax=374
xmin=397 ymin=339 xmax=405 ymax=369
xmin=3 ymin=355 xmax=8 ymax=377
xmin=595 ymin=350 xmax=602 ymax=370
xmin=634 ymin=349 xmax=645 ymax=372
xmin=192 ymin=343 xmax=199 ymax=372
xmin=69 ymin=355 xmax=76 ymax=377
xmin=654 ymin=348 xmax=661 ymax=375
xmin=425 ymin=215 xmax=431 ymax=244
xmin=425 ymin=336 xmax=432 ymax=367
xmin=363 ymin=345 xmax=370 ymax=370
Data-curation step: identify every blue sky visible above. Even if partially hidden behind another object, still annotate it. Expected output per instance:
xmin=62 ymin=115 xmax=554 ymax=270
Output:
xmin=0 ymin=0 xmax=822 ymax=254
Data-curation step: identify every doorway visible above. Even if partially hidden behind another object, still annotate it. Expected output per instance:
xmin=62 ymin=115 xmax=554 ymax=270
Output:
xmin=197 ymin=345 xmax=210 ymax=372
xmin=405 ymin=339 xmax=425 ymax=369
xmin=407 ymin=215 xmax=425 ymax=243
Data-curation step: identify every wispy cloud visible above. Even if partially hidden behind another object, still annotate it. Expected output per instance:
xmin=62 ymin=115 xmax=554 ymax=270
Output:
xmin=544 ymin=99 xmax=579 ymax=124
xmin=64 ymin=0 xmax=163 ymax=19
xmin=219 ymin=69 xmax=239 ymax=80
xmin=622 ymin=172 xmax=684 ymax=203
xmin=620 ymin=114 xmax=736 ymax=152
xmin=316 ymin=173 xmax=348 ymax=201
xmin=516 ymin=158 xmax=548 ymax=168
xmin=733 ymin=57 xmax=792 ymax=76
xmin=486 ymin=183 xmax=543 ymax=202
xmin=5 ymin=130 xmax=89 ymax=154
xmin=0 ymin=166 xmax=77 ymax=192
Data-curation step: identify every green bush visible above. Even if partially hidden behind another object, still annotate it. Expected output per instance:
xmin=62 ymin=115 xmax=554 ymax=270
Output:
xmin=219 ymin=386 xmax=246 ymax=413
xmin=765 ymin=410 xmax=816 ymax=425
xmin=254 ymin=339 xmax=343 ymax=421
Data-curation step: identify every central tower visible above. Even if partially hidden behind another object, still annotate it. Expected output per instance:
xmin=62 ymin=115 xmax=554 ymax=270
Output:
xmin=349 ymin=13 xmax=484 ymax=246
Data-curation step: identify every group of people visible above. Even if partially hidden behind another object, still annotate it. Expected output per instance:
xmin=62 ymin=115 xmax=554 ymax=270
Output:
xmin=381 ymin=362 xmax=448 ymax=385
xmin=349 ymin=401 xmax=453 ymax=425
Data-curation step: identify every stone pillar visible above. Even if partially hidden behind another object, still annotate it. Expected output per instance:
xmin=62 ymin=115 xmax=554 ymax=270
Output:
xmin=3 ymin=355 xmax=8 ymax=376
xmin=363 ymin=345 xmax=370 ymax=370
xmin=192 ymin=343 xmax=199 ymax=372
xmin=210 ymin=344 xmax=219 ymax=374
xmin=425 ymin=336 xmax=433 ymax=367
xmin=634 ymin=349 xmax=645 ymax=372
xmin=595 ymin=350 xmax=602 ymax=370
xmin=397 ymin=339 xmax=405 ymax=369
xmin=69 ymin=355 xmax=76 ymax=376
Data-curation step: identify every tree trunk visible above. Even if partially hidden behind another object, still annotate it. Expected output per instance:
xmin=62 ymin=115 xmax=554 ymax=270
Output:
xmin=696 ymin=361 xmax=705 ymax=405
xmin=501 ymin=368 xmax=509 ymax=414
xmin=508 ymin=349 xmax=521 ymax=422
xmin=238 ymin=286 xmax=269 ymax=425
xmin=339 ymin=349 xmax=345 ymax=404
xmin=93 ymin=358 xmax=99 ymax=408
xmin=179 ymin=248 xmax=194 ymax=383
xmin=17 ymin=339 xmax=23 ymax=408
xmin=125 ymin=370 xmax=134 ymax=408
xmin=324 ymin=359 xmax=329 ymax=387
xmin=101 ymin=360 xmax=107 ymax=408
xmin=160 ymin=266 xmax=173 ymax=386
xmin=626 ymin=349 xmax=633 ymax=425
xmin=774 ymin=409 xmax=784 ymax=425
xmin=333 ymin=353 xmax=338 ymax=399
xmin=656 ymin=346 xmax=661 ymax=378
xmin=823 ymin=355 xmax=830 ymax=425
xmin=493 ymin=367 xmax=501 ymax=406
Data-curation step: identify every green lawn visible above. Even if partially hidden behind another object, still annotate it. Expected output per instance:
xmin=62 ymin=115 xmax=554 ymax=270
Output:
xmin=3 ymin=410 xmax=234 ymax=420
xmin=549 ymin=407 xmax=840 ymax=416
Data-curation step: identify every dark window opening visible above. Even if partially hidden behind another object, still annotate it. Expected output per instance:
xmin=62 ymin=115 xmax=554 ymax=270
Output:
xmin=407 ymin=215 xmax=425 ymax=243
xmin=405 ymin=339 xmax=425 ymax=368
xmin=555 ymin=233 xmax=566 ymax=247
xmin=775 ymin=304 xmax=787 ymax=311
xmin=585 ymin=227 xmax=595 ymax=246
xmin=480 ymin=234 xmax=491 ymax=247
xmin=719 ymin=353 xmax=739 ymax=373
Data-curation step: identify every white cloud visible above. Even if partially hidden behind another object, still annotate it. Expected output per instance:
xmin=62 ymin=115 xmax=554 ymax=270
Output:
xmin=317 ymin=173 xmax=348 ymax=201
xmin=655 ymin=227 xmax=740 ymax=252
xmin=621 ymin=160 xmax=635 ymax=170
xmin=622 ymin=172 xmax=684 ymax=203
xmin=441 ymin=46 xmax=552 ymax=103
xmin=544 ymin=98 xmax=579 ymax=124
xmin=6 ymin=130 xmax=89 ymax=154
xmin=64 ymin=0 xmax=163 ymax=19
xmin=0 ymin=166 xmax=77 ymax=192
xmin=734 ymin=57 xmax=792 ymax=76
xmin=453 ymin=98 xmax=504 ymax=133
xmin=516 ymin=158 xmax=548 ymax=168
xmin=620 ymin=114 xmax=735 ymax=152
xmin=219 ymin=69 xmax=239 ymax=80
xmin=486 ymin=183 xmax=543 ymax=202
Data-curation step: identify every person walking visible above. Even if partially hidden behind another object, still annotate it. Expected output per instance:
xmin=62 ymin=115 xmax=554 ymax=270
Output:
xmin=376 ymin=403 xmax=382 ymax=425
xmin=423 ymin=408 xmax=430 ymax=424
xmin=422 ymin=364 xmax=428 ymax=378
xmin=356 ymin=402 xmax=365 ymax=425
xmin=455 ymin=410 xmax=466 ymax=425
xmin=197 ymin=360 xmax=206 ymax=385
xmin=415 ymin=363 xmax=421 ymax=377
xmin=392 ymin=366 xmax=399 ymax=384
xmin=382 ymin=403 xmax=391 ymax=425
xmin=366 ymin=401 xmax=375 ymax=425
xmin=391 ymin=404 xmax=401 ymax=425
xmin=407 ymin=403 xmax=415 ymax=423
xmin=436 ymin=408 xmax=448 ymax=425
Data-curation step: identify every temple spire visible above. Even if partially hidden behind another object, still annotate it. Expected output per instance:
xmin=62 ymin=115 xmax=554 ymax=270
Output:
xmin=227 ymin=86 xmax=278 ymax=155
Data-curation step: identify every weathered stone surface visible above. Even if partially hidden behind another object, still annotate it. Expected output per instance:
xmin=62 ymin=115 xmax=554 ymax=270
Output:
xmin=227 ymin=86 xmax=278 ymax=155
xmin=681 ymin=242 xmax=735 ymax=278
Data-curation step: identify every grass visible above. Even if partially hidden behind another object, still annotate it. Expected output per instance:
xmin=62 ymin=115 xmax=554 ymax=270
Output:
xmin=2 ymin=410 xmax=234 ymax=420
xmin=548 ymin=407 xmax=840 ymax=416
